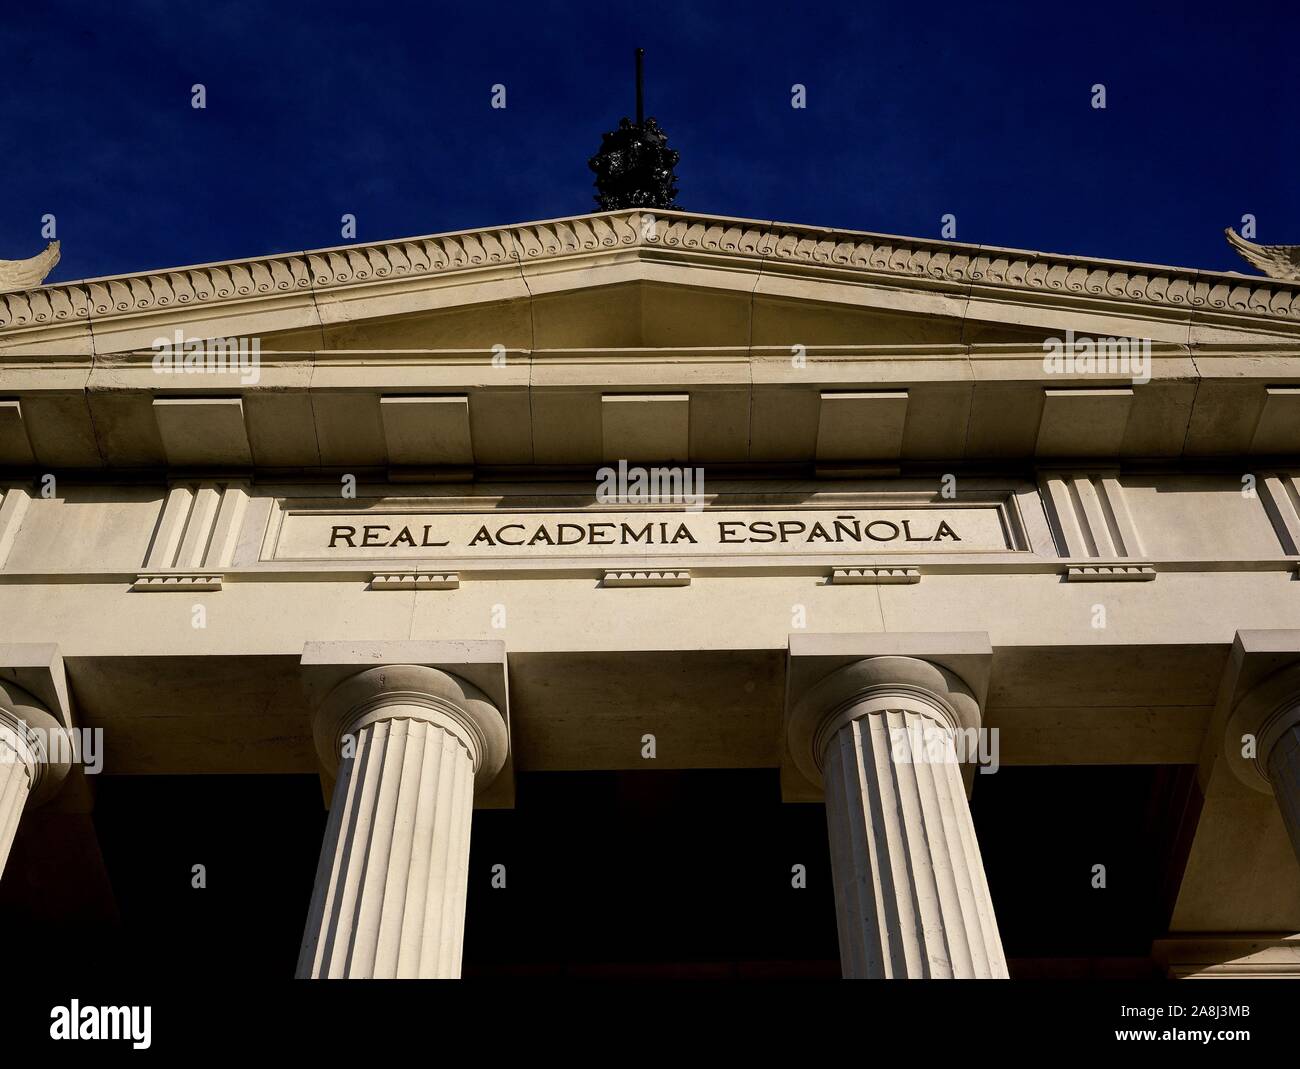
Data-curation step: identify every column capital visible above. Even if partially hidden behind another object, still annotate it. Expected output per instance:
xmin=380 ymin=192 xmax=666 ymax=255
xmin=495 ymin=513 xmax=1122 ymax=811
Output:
xmin=0 ymin=645 xmax=75 ymax=807
xmin=1219 ymin=631 xmax=1300 ymax=795
xmin=784 ymin=632 xmax=991 ymax=792
xmin=789 ymin=634 xmax=1007 ymax=977
xmin=300 ymin=640 xmax=510 ymax=793
xmin=0 ymin=681 xmax=73 ymax=806
xmin=1225 ymin=664 xmax=1300 ymax=796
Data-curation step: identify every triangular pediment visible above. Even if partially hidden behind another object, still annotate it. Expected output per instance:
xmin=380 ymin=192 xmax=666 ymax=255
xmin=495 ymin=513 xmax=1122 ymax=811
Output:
xmin=4 ymin=209 xmax=1299 ymax=358
xmin=4 ymin=210 xmax=1300 ymax=470
xmin=303 ymin=278 xmax=1059 ymax=352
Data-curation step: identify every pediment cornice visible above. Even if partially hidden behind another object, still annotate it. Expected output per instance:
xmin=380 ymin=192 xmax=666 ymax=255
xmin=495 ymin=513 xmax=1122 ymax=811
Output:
xmin=3 ymin=211 xmax=1300 ymax=343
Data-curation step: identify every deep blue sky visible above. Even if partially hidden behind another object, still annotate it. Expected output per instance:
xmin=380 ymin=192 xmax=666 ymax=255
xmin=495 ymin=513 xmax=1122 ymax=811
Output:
xmin=2 ymin=1 xmax=1295 ymax=284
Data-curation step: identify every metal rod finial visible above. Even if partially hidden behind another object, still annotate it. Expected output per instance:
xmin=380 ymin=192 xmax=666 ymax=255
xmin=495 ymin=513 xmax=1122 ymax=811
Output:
xmin=635 ymin=48 xmax=645 ymax=125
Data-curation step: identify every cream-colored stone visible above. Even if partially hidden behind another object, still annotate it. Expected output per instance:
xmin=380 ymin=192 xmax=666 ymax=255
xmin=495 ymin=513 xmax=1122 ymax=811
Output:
xmin=379 ymin=395 xmax=473 ymax=467
xmin=296 ymin=656 xmax=508 ymax=978
xmin=601 ymin=393 xmax=689 ymax=461
xmin=0 ymin=241 xmax=60 ymax=292
xmin=815 ymin=391 xmax=909 ymax=461
xmin=1035 ymin=387 xmax=1134 ymax=457
xmin=0 ymin=647 xmax=75 ymax=878
xmin=5 ymin=210 xmax=1300 ymax=976
xmin=1154 ymin=934 xmax=1300 ymax=978
xmin=787 ymin=648 xmax=1006 ymax=978
xmin=1251 ymin=386 xmax=1300 ymax=454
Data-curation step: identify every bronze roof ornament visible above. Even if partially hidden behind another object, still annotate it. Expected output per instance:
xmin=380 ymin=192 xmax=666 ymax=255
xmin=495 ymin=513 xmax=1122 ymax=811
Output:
xmin=588 ymin=49 xmax=680 ymax=210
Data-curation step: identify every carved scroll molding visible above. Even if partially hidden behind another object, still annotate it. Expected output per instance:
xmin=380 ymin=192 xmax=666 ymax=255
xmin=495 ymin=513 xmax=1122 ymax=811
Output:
xmin=5 ymin=210 xmax=1300 ymax=335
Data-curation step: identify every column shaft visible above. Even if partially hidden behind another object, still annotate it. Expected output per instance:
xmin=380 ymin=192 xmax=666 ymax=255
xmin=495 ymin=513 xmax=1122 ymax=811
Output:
xmin=0 ymin=727 xmax=34 ymax=877
xmin=1267 ymin=722 xmax=1300 ymax=867
xmin=297 ymin=715 xmax=476 ymax=978
xmin=0 ymin=680 xmax=72 ymax=882
xmin=822 ymin=709 xmax=1007 ymax=978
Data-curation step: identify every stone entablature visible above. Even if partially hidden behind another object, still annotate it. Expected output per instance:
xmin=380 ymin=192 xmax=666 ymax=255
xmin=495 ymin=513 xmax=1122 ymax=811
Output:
xmin=3 ymin=343 xmax=1300 ymax=469
xmin=4 ymin=212 xmax=1300 ymax=470
xmin=4 ymin=209 xmax=1300 ymax=979
xmin=1 ymin=472 xmax=1297 ymax=583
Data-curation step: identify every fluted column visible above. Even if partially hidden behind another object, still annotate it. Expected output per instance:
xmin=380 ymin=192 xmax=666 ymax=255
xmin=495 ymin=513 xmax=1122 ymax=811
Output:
xmin=0 ymin=679 xmax=73 ymax=879
xmin=297 ymin=664 xmax=508 ymax=979
xmin=789 ymin=654 xmax=1008 ymax=978
xmin=1267 ymin=723 xmax=1300 ymax=864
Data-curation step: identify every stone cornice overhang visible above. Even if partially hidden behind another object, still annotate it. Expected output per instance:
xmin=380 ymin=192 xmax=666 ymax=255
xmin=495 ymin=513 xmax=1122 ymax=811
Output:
xmin=2 ymin=341 xmax=1300 ymax=469
xmin=3 ymin=209 xmax=1300 ymax=354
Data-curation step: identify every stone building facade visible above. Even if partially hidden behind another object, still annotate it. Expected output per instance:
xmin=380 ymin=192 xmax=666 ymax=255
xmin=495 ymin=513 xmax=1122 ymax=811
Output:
xmin=1 ymin=210 xmax=1299 ymax=977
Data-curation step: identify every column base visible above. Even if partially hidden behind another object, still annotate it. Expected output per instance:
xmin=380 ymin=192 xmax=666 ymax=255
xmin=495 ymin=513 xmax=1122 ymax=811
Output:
xmin=1152 ymin=934 xmax=1300 ymax=978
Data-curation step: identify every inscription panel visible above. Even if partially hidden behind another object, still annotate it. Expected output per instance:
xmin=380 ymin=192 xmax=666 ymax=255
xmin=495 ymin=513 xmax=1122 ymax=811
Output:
xmin=268 ymin=504 xmax=1017 ymax=561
